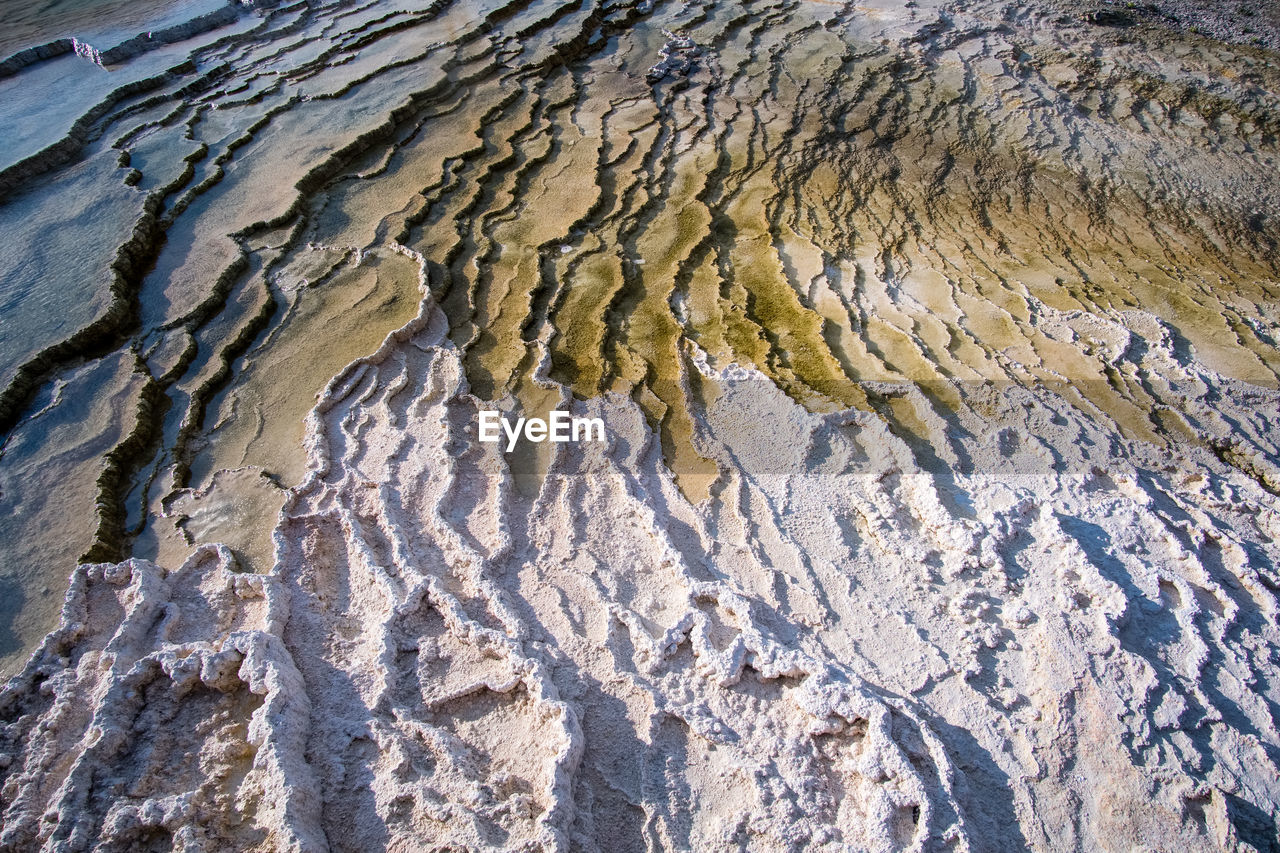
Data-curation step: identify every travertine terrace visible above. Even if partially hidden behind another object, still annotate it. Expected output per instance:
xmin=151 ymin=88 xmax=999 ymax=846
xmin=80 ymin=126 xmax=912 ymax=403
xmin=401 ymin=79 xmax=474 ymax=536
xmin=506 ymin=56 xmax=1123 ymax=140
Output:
xmin=1 ymin=0 xmax=1279 ymax=850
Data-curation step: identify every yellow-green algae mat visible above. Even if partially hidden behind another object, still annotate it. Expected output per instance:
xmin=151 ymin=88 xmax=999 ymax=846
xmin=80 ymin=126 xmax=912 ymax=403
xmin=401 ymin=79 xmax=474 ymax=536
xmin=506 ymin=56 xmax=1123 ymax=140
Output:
xmin=0 ymin=0 xmax=1277 ymax=682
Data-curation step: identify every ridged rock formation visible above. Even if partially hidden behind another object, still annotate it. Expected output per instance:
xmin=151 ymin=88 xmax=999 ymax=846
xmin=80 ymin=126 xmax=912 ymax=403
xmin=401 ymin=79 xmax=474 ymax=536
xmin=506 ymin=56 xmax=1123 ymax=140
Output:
xmin=1 ymin=0 xmax=1278 ymax=850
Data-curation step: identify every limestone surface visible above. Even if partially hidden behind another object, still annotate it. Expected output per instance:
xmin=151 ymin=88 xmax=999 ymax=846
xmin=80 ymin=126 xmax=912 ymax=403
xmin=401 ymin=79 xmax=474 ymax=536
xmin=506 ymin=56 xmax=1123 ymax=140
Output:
xmin=1 ymin=0 xmax=1279 ymax=850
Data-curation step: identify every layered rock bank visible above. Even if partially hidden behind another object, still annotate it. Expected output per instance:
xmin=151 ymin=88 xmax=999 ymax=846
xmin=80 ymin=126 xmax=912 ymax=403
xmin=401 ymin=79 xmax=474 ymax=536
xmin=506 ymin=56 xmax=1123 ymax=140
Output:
xmin=1 ymin=0 xmax=1279 ymax=850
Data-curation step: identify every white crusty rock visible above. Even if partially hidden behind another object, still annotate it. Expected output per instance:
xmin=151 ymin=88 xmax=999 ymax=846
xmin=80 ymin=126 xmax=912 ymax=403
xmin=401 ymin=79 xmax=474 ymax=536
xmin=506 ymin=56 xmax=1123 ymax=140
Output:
xmin=3 ymin=294 xmax=1278 ymax=851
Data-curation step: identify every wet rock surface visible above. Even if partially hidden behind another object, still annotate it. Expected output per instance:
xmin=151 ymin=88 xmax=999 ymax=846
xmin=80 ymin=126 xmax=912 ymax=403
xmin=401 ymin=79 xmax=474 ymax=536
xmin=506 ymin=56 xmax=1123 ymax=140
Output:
xmin=0 ymin=0 xmax=1278 ymax=850
xmin=1067 ymin=0 xmax=1280 ymax=49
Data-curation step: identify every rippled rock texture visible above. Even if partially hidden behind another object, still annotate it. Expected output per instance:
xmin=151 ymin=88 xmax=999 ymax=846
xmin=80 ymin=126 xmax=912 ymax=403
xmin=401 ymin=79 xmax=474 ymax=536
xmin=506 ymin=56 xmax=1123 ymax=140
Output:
xmin=1 ymin=0 xmax=1279 ymax=850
